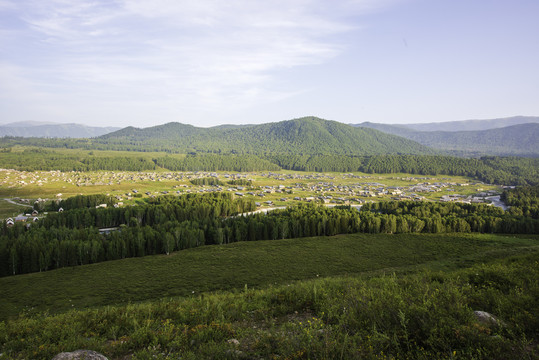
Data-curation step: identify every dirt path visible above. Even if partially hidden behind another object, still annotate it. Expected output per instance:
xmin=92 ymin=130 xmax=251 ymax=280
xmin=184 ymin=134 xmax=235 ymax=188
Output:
xmin=2 ymin=198 xmax=32 ymax=207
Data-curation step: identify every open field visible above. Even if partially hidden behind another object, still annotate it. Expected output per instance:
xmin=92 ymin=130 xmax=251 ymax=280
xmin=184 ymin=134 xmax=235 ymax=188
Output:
xmin=0 ymin=199 xmax=32 ymax=219
xmin=1 ymin=232 xmax=537 ymax=321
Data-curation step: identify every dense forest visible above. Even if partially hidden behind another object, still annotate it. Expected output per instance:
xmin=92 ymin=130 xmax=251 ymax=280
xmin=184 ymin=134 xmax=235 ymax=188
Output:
xmin=267 ymin=154 xmax=539 ymax=186
xmin=2 ymin=188 xmax=538 ymax=277
xmin=0 ymin=148 xmax=157 ymax=172
xmin=0 ymin=117 xmax=434 ymax=155
xmin=154 ymin=154 xmax=281 ymax=172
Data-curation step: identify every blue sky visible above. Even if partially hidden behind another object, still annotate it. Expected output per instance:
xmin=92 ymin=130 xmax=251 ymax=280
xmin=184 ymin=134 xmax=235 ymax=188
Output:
xmin=1 ymin=0 xmax=538 ymax=128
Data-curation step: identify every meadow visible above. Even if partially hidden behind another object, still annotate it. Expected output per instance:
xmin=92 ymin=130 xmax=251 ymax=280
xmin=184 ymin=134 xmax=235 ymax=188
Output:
xmin=1 ymin=232 xmax=537 ymax=321
xmin=0 ymin=233 xmax=537 ymax=359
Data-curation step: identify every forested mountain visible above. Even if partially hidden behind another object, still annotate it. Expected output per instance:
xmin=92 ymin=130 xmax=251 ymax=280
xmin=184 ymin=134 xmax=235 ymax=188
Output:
xmin=355 ymin=122 xmax=539 ymax=157
xmin=406 ymin=123 xmax=538 ymax=156
xmin=96 ymin=117 xmax=435 ymax=155
xmin=0 ymin=122 xmax=120 ymax=138
xmin=355 ymin=116 xmax=539 ymax=132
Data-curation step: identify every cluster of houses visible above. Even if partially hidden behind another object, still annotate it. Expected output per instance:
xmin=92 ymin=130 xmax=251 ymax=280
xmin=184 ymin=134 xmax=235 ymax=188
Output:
xmin=5 ymin=209 xmax=40 ymax=227
xmin=440 ymin=190 xmax=500 ymax=204
xmin=3 ymin=169 xmax=503 ymax=226
xmin=1 ymin=169 xmax=66 ymax=188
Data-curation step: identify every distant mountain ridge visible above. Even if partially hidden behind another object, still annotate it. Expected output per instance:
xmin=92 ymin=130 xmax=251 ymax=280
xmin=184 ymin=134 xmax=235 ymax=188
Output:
xmin=354 ymin=118 xmax=539 ymax=156
xmin=98 ymin=117 xmax=435 ymax=155
xmin=353 ymin=116 xmax=539 ymax=132
xmin=0 ymin=122 xmax=121 ymax=138
xmin=401 ymin=116 xmax=539 ymax=132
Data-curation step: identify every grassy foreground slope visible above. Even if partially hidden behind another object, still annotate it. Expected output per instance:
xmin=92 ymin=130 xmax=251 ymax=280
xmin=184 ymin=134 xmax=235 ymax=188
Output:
xmin=1 ymin=233 xmax=537 ymax=321
xmin=0 ymin=235 xmax=538 ymax=359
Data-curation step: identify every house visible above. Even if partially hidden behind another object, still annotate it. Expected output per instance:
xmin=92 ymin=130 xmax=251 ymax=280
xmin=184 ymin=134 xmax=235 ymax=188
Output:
xmin=31 ymin=210 xmax=38 ymax=216
xmin=6 ymin=218 xmax=14 ymax=227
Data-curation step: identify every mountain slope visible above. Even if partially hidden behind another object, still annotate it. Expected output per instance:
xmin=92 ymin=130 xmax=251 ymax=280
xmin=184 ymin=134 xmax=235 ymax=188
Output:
xmin=97 ymin=117 xmax=435 ymax=155
xmin=0 ymin=123 xmax=120 ymax=138
xmin=355 ymin=121 xmax=539 ymax=156
xmin=403 ymin=116 xmax=539 ymax=132
xmin=405 ymin=123 xmax=539 ymax=156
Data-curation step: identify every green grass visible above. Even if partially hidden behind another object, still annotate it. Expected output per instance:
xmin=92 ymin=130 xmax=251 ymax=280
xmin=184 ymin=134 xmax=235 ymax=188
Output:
xmin=1 ymin=233 xmax=537 ymax=322
xmin=0 ymin=199 xmax=32 ymax=219
xmin=1 ymin=249 xmax=538 ymax=359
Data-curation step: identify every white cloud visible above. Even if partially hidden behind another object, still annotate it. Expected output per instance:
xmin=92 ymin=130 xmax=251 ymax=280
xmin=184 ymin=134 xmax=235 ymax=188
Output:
xmin=1 ymin=0 xmax=393 ymax=125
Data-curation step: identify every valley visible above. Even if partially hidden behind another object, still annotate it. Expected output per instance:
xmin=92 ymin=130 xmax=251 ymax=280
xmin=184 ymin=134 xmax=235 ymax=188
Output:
xmin=0 ymin=117 xmax=538 ymax=359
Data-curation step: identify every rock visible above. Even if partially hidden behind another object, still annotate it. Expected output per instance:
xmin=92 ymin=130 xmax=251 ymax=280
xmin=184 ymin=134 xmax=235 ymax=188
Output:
xmin=52 ymin=350 xmax=108 ymax=360
xmin=473 ymin=311 xmax=504 ymax=326
xmin=228 ymin=338 xmax=240 ymax=346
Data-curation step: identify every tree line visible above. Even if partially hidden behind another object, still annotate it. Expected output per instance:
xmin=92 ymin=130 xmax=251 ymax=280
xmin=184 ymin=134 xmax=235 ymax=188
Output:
xmin=154 ymin=154 xmax=281 ymax=172
xmin=1 ymin=191 xmax=538 ymax=277
xmin=0 ymin=148 xmax=156 ymax=172
xmin=0 ymin=148 xmax=536 ymax=186
xmin=266 ymin=154 xmax=538 ymax=186
xmin=501 ymin=185 xmax=539 ymax=219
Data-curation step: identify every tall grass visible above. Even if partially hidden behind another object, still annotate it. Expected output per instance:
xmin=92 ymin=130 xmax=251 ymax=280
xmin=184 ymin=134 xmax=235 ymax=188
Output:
xmin=1 ymin=233 xmax=537 ymax=321
xmin=1 ymin=251 xmax=537 ymax=359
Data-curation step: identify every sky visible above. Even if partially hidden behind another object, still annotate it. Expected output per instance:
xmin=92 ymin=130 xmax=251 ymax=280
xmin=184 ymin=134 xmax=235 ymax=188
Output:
xmin=0 ymin=0 xmax=538 ymax=128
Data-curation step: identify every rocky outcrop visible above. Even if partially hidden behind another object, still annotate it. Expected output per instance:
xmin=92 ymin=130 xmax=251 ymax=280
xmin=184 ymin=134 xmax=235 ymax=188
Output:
xmin=473 ymin=310 xmax=504 ymax=326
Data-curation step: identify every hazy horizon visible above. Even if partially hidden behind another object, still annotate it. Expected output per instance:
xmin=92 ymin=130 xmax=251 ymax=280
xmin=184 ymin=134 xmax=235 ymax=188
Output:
xmin=1 ymin=0 xmax=538 ymax=128
xmin=1 ymin=114 xmax=538 ymax=129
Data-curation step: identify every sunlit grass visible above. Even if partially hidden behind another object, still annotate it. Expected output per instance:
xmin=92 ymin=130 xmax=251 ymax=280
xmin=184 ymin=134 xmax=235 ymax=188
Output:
xmin=1 ymin=232 xmax=536 ymax=321
xmin=1 ymin=249 xmax=537 ymax=359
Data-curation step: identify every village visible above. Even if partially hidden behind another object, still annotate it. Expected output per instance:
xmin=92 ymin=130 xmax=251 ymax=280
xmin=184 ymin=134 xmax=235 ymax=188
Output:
xmin=0 ymin=168 xmax=505 ymax=222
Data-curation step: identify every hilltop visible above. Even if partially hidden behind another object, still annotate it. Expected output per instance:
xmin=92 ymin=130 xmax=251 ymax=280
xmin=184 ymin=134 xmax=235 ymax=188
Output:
xmin=97 ymin=117 xmax=435 ymax=155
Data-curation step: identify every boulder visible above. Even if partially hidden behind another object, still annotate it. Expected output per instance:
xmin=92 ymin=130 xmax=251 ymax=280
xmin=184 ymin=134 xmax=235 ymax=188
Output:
xmin=52 ymin=350 xmax=108 ymax=360
xmin=473 ymin=310 xmax=504 ymax=326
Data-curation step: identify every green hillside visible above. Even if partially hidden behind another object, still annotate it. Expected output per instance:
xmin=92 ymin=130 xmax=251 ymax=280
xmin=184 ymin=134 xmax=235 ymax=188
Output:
xmin=95 ymin=117 xmax=435 ymax=155
xmin=1 ymin=233 xmax=538 ymax=359
xmin=1 ymin=232 xmax=537 ymax=321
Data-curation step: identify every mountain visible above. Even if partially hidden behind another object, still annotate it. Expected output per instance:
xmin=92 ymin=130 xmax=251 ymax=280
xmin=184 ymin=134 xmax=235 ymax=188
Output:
xmin=1 ymin=121 xmax=59 ymax=127
xmin=98 ymin=117 xmax=435 ymax=155
xmin=402 ymin=116 xmax=539 ymax=132
xmin=0 ymin=123 xmax=121 ymax=138
xmin=354 ymin=116 xmax=539 ymax=133
xmin=353 ymin=122 xmax=416 ymax=136
xmin=355 ymin=121 xmax=539 ymax=156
